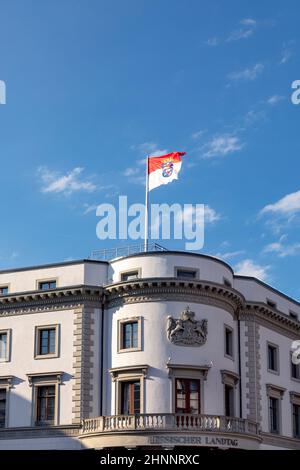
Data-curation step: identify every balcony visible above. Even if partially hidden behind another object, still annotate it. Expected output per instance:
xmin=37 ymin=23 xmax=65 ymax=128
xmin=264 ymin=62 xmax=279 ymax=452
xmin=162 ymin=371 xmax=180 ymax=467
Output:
xmin=79 ymin=414 xmax=261 ymax=449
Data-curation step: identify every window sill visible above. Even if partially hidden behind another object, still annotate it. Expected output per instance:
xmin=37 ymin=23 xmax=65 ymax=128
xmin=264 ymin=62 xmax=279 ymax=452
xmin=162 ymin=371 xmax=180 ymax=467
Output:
xmin=34 ymin=354 xmax=59 ymax=360
xmin=118 ymin=348 xmax=142 ymax=354
xmin=267 ymin=368 xmax=280 ymax=376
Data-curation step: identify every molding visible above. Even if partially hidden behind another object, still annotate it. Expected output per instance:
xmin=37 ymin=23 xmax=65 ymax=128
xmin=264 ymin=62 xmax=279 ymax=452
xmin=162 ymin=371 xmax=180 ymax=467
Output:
xmin=109 ymin=365 xmax=149 ymax=382
xmin=266 ymin=383 xmax=286 ymax=399
xmin=220 ymin=370 xmax=240 ymax=387
xmin=260 ymin=432 xmax=300 ymax=449
xmin=290 ymin=391 xmax=300 ymax=405
xmin=26 ymin=371 xmax=64 ymax=387
xmin=166 ymin=363 xmax=210 ymax=381
xmin=242 ymin=304 xmax=300 ymax=338
xmin=0 ymin=425 xmax=80 ymax=440
xmin=245 ymin=318 xmax=262 ymax=423
xmin=0 ymin=285 xmax=103 ymax=317
xmin=105 ymin=278 xmax=244 ymax=317
xmin=0 ymin=376 xmax=14 ymax=389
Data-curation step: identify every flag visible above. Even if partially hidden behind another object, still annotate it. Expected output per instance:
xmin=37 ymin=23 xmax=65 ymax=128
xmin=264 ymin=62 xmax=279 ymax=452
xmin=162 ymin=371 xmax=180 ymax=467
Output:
xmin=148 ymin=152 xmax=186 ymax=191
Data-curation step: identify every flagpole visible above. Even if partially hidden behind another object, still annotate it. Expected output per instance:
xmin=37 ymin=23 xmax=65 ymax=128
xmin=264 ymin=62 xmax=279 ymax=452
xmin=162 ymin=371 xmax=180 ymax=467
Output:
xmin=144 ymin=156 xmax=149 ymax=252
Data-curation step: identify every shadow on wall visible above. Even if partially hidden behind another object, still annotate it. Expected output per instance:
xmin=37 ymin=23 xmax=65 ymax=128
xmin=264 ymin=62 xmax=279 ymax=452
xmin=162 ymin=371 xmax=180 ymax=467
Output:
xmin=0 ymin=373 xmax=83 ymax=450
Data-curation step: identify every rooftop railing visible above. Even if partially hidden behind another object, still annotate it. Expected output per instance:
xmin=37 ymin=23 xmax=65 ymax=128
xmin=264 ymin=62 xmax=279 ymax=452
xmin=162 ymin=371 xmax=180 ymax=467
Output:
xmin=89 ymin=243 xmax=167 ymax=261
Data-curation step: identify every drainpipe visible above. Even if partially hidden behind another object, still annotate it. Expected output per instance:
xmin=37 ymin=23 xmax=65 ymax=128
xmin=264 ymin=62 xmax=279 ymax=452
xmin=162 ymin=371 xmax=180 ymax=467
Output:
xmin=100 ymin=295 xmax=105 ymax=416
xmin=237 ymin=312 xmax=243 ymax=418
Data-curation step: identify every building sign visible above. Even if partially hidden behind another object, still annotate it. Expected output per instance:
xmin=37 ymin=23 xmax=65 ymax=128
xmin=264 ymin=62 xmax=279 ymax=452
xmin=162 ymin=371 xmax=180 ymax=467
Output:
xmin=148 ymin=435 xmax=240 ymax=448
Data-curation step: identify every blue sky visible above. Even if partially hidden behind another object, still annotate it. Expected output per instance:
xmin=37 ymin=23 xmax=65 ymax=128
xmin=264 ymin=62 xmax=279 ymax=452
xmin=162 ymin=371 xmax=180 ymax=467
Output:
xmin=1 ymin=0 xmax=300 ymax=299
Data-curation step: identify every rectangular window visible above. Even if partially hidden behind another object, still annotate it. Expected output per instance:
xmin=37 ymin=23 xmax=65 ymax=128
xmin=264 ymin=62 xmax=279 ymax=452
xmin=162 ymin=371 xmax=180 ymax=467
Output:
xmin=290 ymin=311 xmax=298 ymax=321
xmin=223 ymin=278 xmax=232 ymax=287
xmin=267 ymin=299 xmax=277 ymax=309
xmin=268 ymin=344 xmax=278 ymax=372
xmin=0 ymin=331 xmax=8 ymax=361
xmin=0 ymin=286 xmax=8 ymax=295
xmin=224 ymin=384 xmax=234 ymax=417
xmin=36 ymin=385 xmax=56 ymax=426
xmin=225 ymin=327 xmax=233 ymax=357
xmin=175 ymin=379 xmax=200 ymax=414
xmin=291 ymin=357 xmax=300 ymax=380
xmin=293 ymin=404 xmax=300 ymax=438
xmin=121 ymin=381 xmax=140 ymax=414
xmin=176 ymin=269 xmax=197 ymax=279
xmin=122 ymin=322 xmax=138 ymax=350
xmin=121 ymin=271 xmax=139 ymax=282
xmin=0 ymin=389 xmax=6 ymax=428
xmin=38 ymin=328 xmax=56 ymax=355
xmin=269 ymin=397 xmax=280 ymax=433
xmin=38 ymin=280 xmax=56 ymax=290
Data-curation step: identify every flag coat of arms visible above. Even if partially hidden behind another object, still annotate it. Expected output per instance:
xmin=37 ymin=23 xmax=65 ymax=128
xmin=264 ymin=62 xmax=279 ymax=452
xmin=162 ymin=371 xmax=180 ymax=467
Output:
xmin=148 ymin=152 xmax=186 ymax=191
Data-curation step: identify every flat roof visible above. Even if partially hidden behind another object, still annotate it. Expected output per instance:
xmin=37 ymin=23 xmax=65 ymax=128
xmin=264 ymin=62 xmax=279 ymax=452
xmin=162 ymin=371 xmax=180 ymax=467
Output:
xmin=0 ymin=258 xmax=108 ymax=274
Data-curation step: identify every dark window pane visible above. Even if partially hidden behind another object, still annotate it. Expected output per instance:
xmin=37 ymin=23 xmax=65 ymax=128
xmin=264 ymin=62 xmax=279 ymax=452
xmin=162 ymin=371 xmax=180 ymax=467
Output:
xmin=269 ymin=397 xmax=279 ymax=433
xmin=225 ymin=328 xmax=233 ymax=356
xmin=177 ymin=270 xmax=196 ymax=279
xmin=121 ymin=381 xmax=140 ymax=415
xmin=225 ymin=385 xmax=234 ymax=417
xmin=38 ymin=328 xmax=56 ymax=355
xmin=0 ymin=333 xmax=7 ymax=360
xmin=0 ymin=389 xmax=6 ymax=428
xmin=0 ymin=287 xmax=8 ymax=295
xmin=36 ymin=386 xmax=55 ymax=426
xmin=122 ymin=322 xmax=138 ymax=349
xmin=293 ymin=405 xmax=300 ymax=438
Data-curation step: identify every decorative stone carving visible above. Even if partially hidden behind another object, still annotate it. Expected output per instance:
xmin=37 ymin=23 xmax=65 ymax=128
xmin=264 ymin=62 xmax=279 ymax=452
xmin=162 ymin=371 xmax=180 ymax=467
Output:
xmin=167 ymin=306 xmax=207 ymax=346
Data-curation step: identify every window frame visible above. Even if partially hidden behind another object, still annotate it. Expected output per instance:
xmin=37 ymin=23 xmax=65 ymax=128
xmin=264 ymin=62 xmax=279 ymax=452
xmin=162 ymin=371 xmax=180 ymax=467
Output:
xmin=0 ymin=329 xmax=11 ymax=363
xmin=267 ymin=342 xmax=280 ymax=374
xmin=27 ymin=372 xmax=62 ymax=426
xmin=109 ymin=365 xmax=148 ymax=415
xmin=36 ymin=278 xmax=58 ymax=291
xmin=175 ymin=267 xmax=199 ymax=280
xmin=34 ymin=325 xmax=60 ymax=359
xmin=0 ymin=377 xmax=12 ymax=429
xmin=266 ymin=298 xmax=277 ymax=309
xmin=224 ymin=384 xmax=235 ymax=417
xmin=0 ymin=285 xmax=9 ymax=296
xmin=120 ymin=269 xmax=141 ymax=282
xmin=118 ymin=317 xmax=142 ymax=353
xmin=175 ymin=377 xmax=201 ymax=414
xmin=291 ymin=352 xmax=300 ymax=382
xmin=269 ymin=396 xmax=280 ymax=434
xmin=266 ymin=384 xmax=285 ymax=435
xmin=224 ymin=324 xmax=234 ymax=360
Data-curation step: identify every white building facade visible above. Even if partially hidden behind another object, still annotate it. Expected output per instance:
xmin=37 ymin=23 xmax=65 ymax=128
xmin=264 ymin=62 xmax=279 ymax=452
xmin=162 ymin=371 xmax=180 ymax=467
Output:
xmin=0 ymin=250 xmax=299 ymax=450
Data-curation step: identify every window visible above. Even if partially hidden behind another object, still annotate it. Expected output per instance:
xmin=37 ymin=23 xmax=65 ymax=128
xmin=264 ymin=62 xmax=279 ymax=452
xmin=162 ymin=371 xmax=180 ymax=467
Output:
xmin=122 ymin=322 xmax=138 ymax=350
xmin=121 ymin=271 xmax=140 ymax=282
xmin=268 ymin=343 xmax=279 ymax=372
xmin=293 ymin=404 xmax=300 ymax=438
xmin=269 ymin=397 xmax=280 ymax=434
xmin=38 ymin=280 xmax=56 ymax=290
xmin=36 ymin=385 xmax=56 ymax=426
xmin=118 ymin=318 xmax=142 ymax=352
xmin=224 ymin=384 xmax=234 ymax=417
xmin=35 ymin=325 xmax=59 ymax=358
xmin=0 ymin=330 xmax=10 ymax=362
xmin=223 ymin=278 xmax=232 ymax=288
xmin=176 ymin=269 xmax=197 ymax=279
xmin=0 ymin=286 xmax=8 ymax=295
xmin=290 ymin=311 xmax=298 ymax=321
xmin=121 ymin=381 xmax=140 ymax=415
xmin=0 ymin=389 xmax=6 ymax=428
xmin=267 ymin=299 xmax=277 ymax=309
xmin=291 ymin=355 xmax=300 ymax=380
xmin=224 ymin=326 xmax=233 ymax=358
xmin=175 ymin=379 xmax=200 ymax=414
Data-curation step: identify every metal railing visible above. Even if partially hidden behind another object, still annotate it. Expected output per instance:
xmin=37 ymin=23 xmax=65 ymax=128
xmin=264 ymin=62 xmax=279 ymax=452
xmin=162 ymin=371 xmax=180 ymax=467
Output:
xmin=81 ymin=414 xmax=259 ymax=436
xmin=89 ymin=243 xmax=167 ymax=261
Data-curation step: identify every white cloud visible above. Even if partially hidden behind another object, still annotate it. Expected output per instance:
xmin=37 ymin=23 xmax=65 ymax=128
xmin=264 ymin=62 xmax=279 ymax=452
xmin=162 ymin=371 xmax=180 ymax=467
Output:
xmin=124 ymin=143 xmax=169 ymax=184
xmin=37 ymin=167 xmax=96 ymax=195
xmin=227 ymin=28 xmax=254 ymax=42
xmin=201 ymin=134 xmax=244 ymax=159
xmin=205 ymin=37 xmax=219 ymax=46
xmin=228 ymin=63 xmax=264 ymax=81
xmin=234 ymin=259 xmax=270 ymax=281
xmin=83 ymin=203 xmax=98 ymax=215
xmin=214 ymin=250 xmax=245 ymax=261
xmin=260 ymin=190 xmax=300 ymax=217
xmin=263 ymin=235 xmax=300 ymax=258
xmin=267 ymin=94 xmax=284 ymax=105
xmin=191 ymin=130 xmax=206 ymax=140
xmin=280 ymin=48 xmax=292 ymax=65
xmin=123 ymin=167 xmax=140 ymax=177
xmin=204 ymin=205 xmax=221 ymax=223
xmin=240 ymin=18 xmax=257 ymax=26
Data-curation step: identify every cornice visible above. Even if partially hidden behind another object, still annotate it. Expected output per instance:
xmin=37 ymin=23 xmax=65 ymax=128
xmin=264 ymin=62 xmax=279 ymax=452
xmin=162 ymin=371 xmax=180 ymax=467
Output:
xmin=105 ymin=278 xmax=245 ymax=316
xmin=241 ymin=303 xmax=300 ymax=338
xmin=0 ymin=285 xmax=103 ymax=317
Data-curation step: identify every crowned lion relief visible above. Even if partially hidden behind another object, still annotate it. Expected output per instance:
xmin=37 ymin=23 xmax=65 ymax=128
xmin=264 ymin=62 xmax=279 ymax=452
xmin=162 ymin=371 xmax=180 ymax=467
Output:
xmin=167 ymin=306 xmax=208 ymax=346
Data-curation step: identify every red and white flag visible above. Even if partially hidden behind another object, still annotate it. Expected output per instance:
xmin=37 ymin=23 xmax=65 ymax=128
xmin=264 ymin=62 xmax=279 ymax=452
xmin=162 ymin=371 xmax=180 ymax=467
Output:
xmin=148 ymin=152 xmax=186 ymax=191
